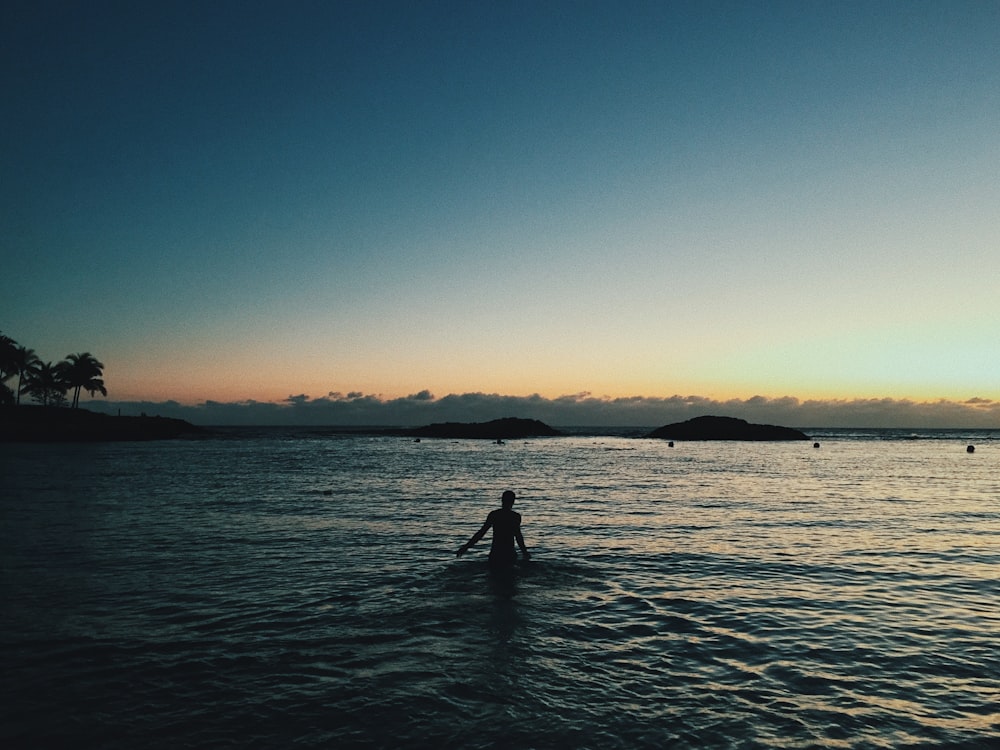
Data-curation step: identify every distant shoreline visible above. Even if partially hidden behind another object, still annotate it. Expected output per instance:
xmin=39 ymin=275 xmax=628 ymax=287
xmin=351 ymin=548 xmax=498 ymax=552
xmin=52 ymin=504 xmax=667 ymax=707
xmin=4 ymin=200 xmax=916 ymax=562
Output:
xmin=3 ymin=406 xmax=995 ymax=443
xmin=0 ymin=406 xmax=207 ymax=443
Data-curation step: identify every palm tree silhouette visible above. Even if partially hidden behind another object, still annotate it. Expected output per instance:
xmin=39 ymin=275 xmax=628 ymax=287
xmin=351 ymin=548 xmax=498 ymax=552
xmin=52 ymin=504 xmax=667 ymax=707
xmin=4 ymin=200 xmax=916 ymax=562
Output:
xmin=25 ymin=361 xmax=69 ymax=406
xmin=11 ymin=345 xmax=41 ymax=405
xmin=0 ymin=334 xmax=16 ymax=405
xmin=60 ymin=352 xmax=107 ymax=408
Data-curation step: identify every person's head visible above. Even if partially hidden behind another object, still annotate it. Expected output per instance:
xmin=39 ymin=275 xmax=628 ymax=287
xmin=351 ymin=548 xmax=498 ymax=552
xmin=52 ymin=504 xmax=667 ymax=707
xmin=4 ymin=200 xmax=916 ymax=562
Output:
xmin=501 ymin=490 xmax=516 ymax=508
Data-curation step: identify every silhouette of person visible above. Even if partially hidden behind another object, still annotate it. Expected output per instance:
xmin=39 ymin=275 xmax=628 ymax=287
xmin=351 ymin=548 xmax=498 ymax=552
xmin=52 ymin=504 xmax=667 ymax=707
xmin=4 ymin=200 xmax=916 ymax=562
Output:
xmin=456 ymin=490 xmax=530 ymax=568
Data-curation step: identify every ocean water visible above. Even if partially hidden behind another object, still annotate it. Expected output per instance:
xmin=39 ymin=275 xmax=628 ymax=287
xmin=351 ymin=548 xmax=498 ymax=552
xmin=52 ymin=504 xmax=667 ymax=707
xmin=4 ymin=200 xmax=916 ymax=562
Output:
xmin=1 ymin=428 xmax=998 ymax=749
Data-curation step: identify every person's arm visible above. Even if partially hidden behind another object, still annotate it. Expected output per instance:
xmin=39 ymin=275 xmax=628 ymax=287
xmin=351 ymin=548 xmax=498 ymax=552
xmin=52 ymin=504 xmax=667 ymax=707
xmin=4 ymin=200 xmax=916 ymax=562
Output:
xmin=515 ymin=524 xmax=530 ymax=560
xmin=456 ymin=516 xmax=492 ymax=557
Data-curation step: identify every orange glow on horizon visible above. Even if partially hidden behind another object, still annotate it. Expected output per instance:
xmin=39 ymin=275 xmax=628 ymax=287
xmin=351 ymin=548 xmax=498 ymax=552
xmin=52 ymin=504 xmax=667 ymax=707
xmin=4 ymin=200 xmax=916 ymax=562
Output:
xmin=90 ymin=367 xmax=995 ymax=409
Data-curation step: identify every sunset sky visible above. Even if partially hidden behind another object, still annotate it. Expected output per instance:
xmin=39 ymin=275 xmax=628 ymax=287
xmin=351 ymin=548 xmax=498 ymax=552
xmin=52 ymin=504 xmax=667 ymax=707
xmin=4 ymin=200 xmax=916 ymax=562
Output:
xmin=4 ymin=2 xmax=999 ymax=425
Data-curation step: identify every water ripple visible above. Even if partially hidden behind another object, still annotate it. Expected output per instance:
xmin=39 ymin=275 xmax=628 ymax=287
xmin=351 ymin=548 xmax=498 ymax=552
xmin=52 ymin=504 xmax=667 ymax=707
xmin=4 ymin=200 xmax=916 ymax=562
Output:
xmin=3 ymin=436 xmax=998 ymax=748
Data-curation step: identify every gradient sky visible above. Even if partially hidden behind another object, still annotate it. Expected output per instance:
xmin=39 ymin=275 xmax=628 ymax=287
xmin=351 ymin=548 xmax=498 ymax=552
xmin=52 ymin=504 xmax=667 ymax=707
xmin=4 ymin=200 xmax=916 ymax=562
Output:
xmin=4 ymin=1 xmax=999 ymax=421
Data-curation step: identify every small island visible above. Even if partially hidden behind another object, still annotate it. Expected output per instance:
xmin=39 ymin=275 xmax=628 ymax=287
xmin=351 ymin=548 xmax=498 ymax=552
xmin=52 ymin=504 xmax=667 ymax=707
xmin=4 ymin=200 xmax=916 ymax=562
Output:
xmin=404 ymin=417 xmax=562 ymax=440
xmin=647 ymin=415 xmax=809 ymax=441
xmin=1 ymin=406 xmax=207 ymax=443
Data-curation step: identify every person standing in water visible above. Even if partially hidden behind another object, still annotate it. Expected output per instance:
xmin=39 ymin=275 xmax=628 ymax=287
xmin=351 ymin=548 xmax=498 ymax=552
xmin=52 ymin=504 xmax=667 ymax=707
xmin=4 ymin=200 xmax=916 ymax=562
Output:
xmin=456 ymin=490 xmax=530 ymax=567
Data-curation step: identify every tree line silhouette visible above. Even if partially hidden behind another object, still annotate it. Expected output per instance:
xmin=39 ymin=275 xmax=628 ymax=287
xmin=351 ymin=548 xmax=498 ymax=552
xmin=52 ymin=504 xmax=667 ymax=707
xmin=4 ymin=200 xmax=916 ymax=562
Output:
xmin=1 ymin=332 xmax=106 ymax=408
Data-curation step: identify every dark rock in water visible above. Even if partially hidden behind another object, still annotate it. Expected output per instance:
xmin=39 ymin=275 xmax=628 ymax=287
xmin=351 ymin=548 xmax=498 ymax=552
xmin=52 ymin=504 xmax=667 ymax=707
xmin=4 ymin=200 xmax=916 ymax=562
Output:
xmin=647 ymin=415 xmax=809 ymax=441
xmin=0 ymin=406 xmax=207 ymax=442
xmin=405 ymin=417 xmax=561 ymax=440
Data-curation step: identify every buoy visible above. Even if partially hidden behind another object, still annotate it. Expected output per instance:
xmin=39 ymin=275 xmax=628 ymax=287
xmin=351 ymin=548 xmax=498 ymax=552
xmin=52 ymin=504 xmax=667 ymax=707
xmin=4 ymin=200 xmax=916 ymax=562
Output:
xmin=813 ymin=442 xmax=820 ymax=448
xmin=967 ymin=445 xmax=975 ymax=453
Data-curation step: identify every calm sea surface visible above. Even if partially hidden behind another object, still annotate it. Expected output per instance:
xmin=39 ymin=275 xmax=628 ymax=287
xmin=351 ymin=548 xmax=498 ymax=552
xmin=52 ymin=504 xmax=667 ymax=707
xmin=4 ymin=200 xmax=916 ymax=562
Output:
xmin=2 ymin=428 xmax=998 ymax=749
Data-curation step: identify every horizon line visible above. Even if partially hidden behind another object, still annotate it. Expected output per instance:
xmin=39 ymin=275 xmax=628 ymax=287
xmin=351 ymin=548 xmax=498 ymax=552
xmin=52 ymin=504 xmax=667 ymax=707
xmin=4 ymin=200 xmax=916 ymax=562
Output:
xmin=54 ymin=390 xmax=1000 ymax=430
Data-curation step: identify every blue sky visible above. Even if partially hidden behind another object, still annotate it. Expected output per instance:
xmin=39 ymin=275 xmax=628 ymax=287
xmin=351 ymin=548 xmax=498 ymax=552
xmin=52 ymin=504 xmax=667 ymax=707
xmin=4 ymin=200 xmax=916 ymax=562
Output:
xmin=3 ymin=1 xmax=999 ymax=425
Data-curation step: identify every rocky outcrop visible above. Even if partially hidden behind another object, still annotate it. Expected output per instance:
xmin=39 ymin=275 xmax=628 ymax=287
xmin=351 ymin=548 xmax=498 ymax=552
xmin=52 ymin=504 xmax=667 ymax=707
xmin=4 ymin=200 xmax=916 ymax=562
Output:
xmin=405 ymin=417 xmax=561 ymax=439
xmin=647 ymin=415 xmax=809 ymax=441
xmin=0 ymin=406 xmax=207 ymax=442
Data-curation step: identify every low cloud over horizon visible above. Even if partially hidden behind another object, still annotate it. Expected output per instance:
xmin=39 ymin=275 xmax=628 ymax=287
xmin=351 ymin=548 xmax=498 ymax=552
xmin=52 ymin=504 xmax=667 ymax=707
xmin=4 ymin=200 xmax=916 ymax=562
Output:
xmin=84 ymin=391 xmax=1000 ymax=429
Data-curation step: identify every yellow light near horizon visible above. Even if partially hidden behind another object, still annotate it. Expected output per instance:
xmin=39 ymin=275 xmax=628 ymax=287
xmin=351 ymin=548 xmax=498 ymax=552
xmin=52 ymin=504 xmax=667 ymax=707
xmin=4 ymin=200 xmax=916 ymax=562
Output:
xmin=93 ymin=305 xmax=1000 ymax=406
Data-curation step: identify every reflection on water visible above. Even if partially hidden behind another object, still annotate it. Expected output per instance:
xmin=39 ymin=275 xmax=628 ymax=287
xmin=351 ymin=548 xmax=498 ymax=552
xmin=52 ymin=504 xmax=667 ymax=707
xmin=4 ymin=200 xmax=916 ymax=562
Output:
xmin=1 ymin=433 xmax=998 ymax=748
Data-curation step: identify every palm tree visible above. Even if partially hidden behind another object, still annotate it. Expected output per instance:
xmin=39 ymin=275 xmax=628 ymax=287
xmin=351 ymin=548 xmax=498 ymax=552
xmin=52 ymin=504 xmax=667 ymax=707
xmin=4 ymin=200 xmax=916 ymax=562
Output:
xmin=11 ymin=345 xmax=41 ymax=405
xmin=0 ymin=333 xmax=19 ymax=405
xmin=25 ymin=361 xmax=68 ymax=406
xmin=0 ymin=333 xmax=16 ymax=371
xmin=59 ymin=352 xmax=107 ymax=408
